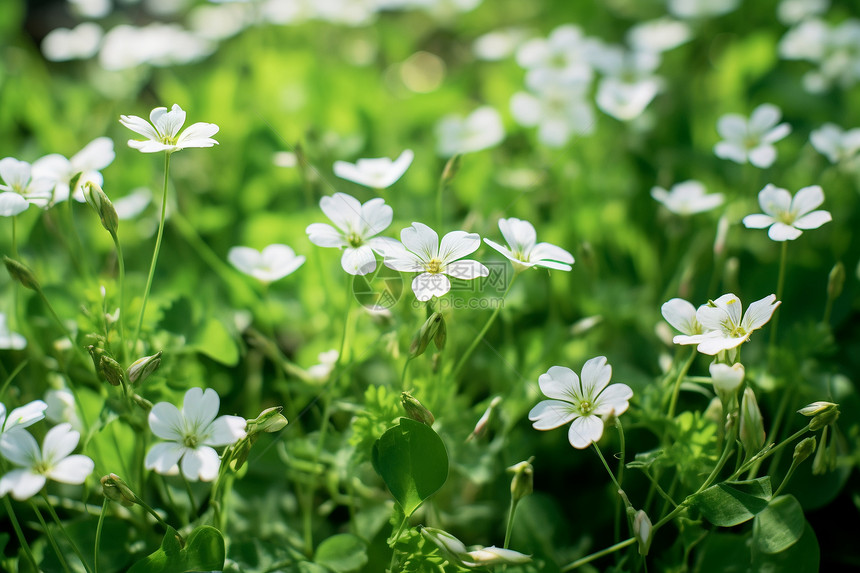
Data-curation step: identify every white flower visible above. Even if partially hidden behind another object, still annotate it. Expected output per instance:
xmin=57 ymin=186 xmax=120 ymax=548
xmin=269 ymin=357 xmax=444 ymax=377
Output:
xmin=810 ymin=123 xmax=860 ymax=164
xmin=0 ymin=400 xmax=47 ymax=434
xmin=228 ymin=244 xmax=305 ymax=283
xmin=0 ymin=423 xmax=94 ymax=500
xmin=473 ymin=28 xmax=528 ymax=61
xmin=41 ymin=22 xmax=103 ymax=62
xmin=435 ymin=106 xmax=505 ymax=157
xmin=120 ymin=104 xmax=219 ymax=154
xmin=145 ymin=387 xmax=246 ymax=481
xmin=529 ymin=357 xmax=633 ymax=449
xmin=0 ymin=158 xmax=54 ymax=215
xmin=114 ymin=188 xmax=152 ymax=219
xmin=742 ymin=184 xmax=832 ymax=241
xmin=778 ymin=0 xmax=829 ymax=26
xmin=590 ymin=46 xmax=662 ymax=122
xmin=333 ymin=150 xmax=413 ymax=189
xmin=714 ymin=104 xmax=791 ymax=168
xmin=382 ymin=222 xmax=489 ymax=301
xmin=710 ymin=362 xmax=745 ymax=396
xmin=627 ymin=18 xmax=692 ymax=53
xmin=307 ymin=350 xmax=339 ymax=381
xmin=483 ymin=217 xmax=574 ymax=272
xmin=45 ymin=389 xmax=84 ymax=433
xmin=32 ymin=137 xmax=115 ymax=204
xmin=516 ymin=24 xmax=595 ymax=82
xmin=306 ymin=193 xmax=396 ymax=275
xmin=510 ymin=72 xmax=595 ymax=147
xmin=682 ymin=293 xmax=781 ymax=355
xmin=668 ymin=0 xmax=740 ymax=19
xmin=661 ymin=298 xmax=705 ymax=345
xmin=651 ymin=180 xmax=724 ymax=215
xmin=99 ymin=24 xmax=215 ymax=72
xmin=0 ymin=314 xmax=26 ymax=350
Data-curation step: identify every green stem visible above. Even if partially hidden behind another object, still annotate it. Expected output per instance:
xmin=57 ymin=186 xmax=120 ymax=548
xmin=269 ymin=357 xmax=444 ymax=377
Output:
xmin=593 ymin=444 xmax=622 ymax=493
xmin=450 ymin=272 xmax=517 ymax=379
xmin=42 ymin=492 xmax=94 ymax=573
xmin=503 ymin=498 xmax=517 ymax=549
xmin=95 ymin=498 xmax=108 ymax=573
xmin=4 ymin=497 xmax=38 ymax=572
xmin=32 ymin=501 xmax=73 ymax=573
xmin=560 ymin=537 xmax=637 ymax=571
xmin=179 ymin=470 xmax=199 ymax=517
xmin=768 ymin=241 xmax=788 ymax=353
xmin=132 ymin=152 xmax=171 ymax=353
xmin=111 ymin=232 xmax=127 ymax=364
xmin=400 ymin=356 xmax=413 ymax=391
xmin=772 ymin=460 xmax=800 ymax=498
xmin=729 ymin=424 xmax=811 ymax=482
xmin=388 ymin=513 xmax=409 ymax=573
xmin=11 ymin=215 xmax=18 ymax=259
xmin=666 ymin=349 xmax=696 ymax=420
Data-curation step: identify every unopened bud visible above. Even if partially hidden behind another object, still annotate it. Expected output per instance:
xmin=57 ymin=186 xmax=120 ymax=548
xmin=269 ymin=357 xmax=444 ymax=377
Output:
xmin=88 ymin=345 xmax=108 ymax=381
xmin=3 ymin=257 xmax=40 ymax=290
xmin=798 ymin=401 xmax=837 ymax=417
xmin=401 ymin=392 xmax=434 ymax=426
xmin=84 ymin=182 xmax=119 ymax=236
xmin=809 ymin=406 xmax=839 ymax=432
xmin=812 ymin=427 xmax=830 ymax=475
xmin=100 ymin=473 xmax=136 ymax=507
xmin=247 ymin=406 xmax=288 ymax=434
xmin=740 ymin=387 xmax=765 ymax=459
xmin=827 ymin=262 xmax=845 ymax=301
xmin=793 ymin=437 xmax=817 ymax=465
xmin=468 ymin=396 xmax=501 ymax=441
xmin=462 ymin=546 xmax=531 ymax=567
xmin=634 ymin=510 xmax=653 ymax=556
xmin=100 ymin=355 xmax=125 ymax=387
xmin=410 ymin=312 xmax=444 ymax=358
xmin=131 ymin=393 xmax=153 ymax=411
xmin=434 ymin=315 xmax=447 ymax=350
xmin=441 ymin=154 xmax=461 ymax=185
xmin=127 ymin=351 xmax=162 ymax=386
xmin=420 ymin=527 xmax=468 ymax=561
xmin=710 ymin=362 xmax=745 ymax=409
xmin=713 ymin=215 xmax=730 ymax=258
xmin=507 ymin=457 xmax=534 ymax=503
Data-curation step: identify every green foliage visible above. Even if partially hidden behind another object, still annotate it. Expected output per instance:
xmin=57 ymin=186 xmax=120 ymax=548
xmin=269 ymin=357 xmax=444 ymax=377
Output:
xmin=690 ymin=477 xmax=773 ymax=527
xmin=127 ymin=526 xmax=225 ymax=573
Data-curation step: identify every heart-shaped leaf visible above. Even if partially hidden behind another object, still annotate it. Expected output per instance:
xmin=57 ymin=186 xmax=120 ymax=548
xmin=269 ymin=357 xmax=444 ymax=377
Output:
xmin=752 ymin=495 xmax=805 ymax=554
xmin=127 ymin=526 xmax=225 ymax=573
xmin=689 ymin=477 xmax=772 ymax=527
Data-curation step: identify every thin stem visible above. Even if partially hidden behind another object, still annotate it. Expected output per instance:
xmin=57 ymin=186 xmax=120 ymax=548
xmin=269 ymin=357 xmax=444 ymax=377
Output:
xmin=593 ymin=444 xmax=622 ymax=493
xmin=179 ymin=470 xmax=199 ymax=517
xmin=95 ymin=498 xmax=108 ymax=573
xmin=42 ymin=492 xmax=94 ymax=573
xmin=768 ymin=241 xmax=788 ymax=352
xmin=729 ymin=424 xmax=811 ymax=482
xmin=111 ymin=233 xmax=127 ymax=364
xmin=772 ymin=459 xmax=801 ymax=498
xmin=11 ymin=215 xmax=18 ymax=259
xmin=503 ymin=498 xmax=517 ymax=549
xmin=133 ymin=152 xmax=171 ymax=353
xmin=450 ymin=273 xmax=517 ymax=379
xmin=400 ymin=356 xmax=413 ymax=391
xmin=4 ymin=497 xmax=38 ymax=572
xmin=667 ymin=349 xmax=696 ymax=420
xmin=642 ymin=469 xmax=678 ymax=508
xmin=616 ymin=418 xmax=626 ymax=488
xmin=32 ymin=501 xmax=73 ymax=573
xmin=388 ymin=513 xmax=409 ymax=573
xmin=560 ymin=537 xmax=637 ymax=571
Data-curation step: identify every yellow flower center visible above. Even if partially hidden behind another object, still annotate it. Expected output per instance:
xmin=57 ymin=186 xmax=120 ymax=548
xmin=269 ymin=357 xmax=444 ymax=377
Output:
xmin=579 ymin=400 xmax=593 ymax=414
xmin=425 ymin=258 xmax=442 ymax=274
xmin=347 ymin=232 xmax=363 ymax=248
xmin=183 ymin=434 xmax=199 ymax=448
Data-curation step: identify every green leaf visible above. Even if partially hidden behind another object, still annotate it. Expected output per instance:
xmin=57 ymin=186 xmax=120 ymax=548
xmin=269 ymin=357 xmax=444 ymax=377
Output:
xmin=751 ymin=522 xmax=819 ymax=573
xmin=693 ymin=532 xmax=750 ymax=573
xmin=752 ymin=495 xmax=806 ymax=554
xmin=315 ymin=533 xmax=368 ymax=572
xmin=192 ymin=318 xmax=239 ymax=366
xmin=689 ymin=477 xmax=772 ymax=527
xmin=127 ymin=526 xmax=225 ymax=573
xmin=371 ymin=417 xmax=449 ymax=517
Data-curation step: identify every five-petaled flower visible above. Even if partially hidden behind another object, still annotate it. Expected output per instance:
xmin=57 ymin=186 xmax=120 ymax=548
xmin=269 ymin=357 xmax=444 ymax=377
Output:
xmin=120 ymin=104 xmax=219 ymax=154
xmin=661 ymin=298 xmax=705 ymax=344
xmin=0 ymin=158 xmax=54 ymax=216
xmin=529 ymin=356 xmax=633 ymax=449
xmin=0 ymin=423 xmax=94 ymax=500
xmin=742 ymin=184 xmax=832 ymax=241
xmin=714 ymin=103 xmax=791 ymax=168
xmin=678 ymin=293 xmax=781 ymax=355
xmin=651 ymin=180 xmax=724 ymax=216
xmin=483 ymin=217 xmax=574 ymax=272
xmin=333 ymin=150 xmax=414 ymax=189
xmin=228 ymin=244 xmax=305 ymax=283
xmin=382 ymin=222 xmax=489 ymax=301
xmin=306 ymin=192 xmax=397 ymax=275
xmin=145 ymin=387 xmax=246 ymax=481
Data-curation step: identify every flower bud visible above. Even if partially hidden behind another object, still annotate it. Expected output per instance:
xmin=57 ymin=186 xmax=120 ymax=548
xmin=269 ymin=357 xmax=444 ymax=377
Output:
xmin=3 ymin=257 xmax=40 ymax=291
xmin=713 ymin=214 xmax=730 ymax=258
xmin=740 ymin=387 xmax=765 ymax=459
xmin=100 ymin=355 xmax=125 ymax=387
xmin=793 ymin=437 xmax=817 ymax=465
xmin=420 ymin=527 xmax=468 ymax=561
xmin=710 ymin=362 xmax=744 ymax=409
xmin=410 ymin=312 xmax=444 ymax=358
xmin=401 ymin=392 xmax=435 ymax=426
xmin=127 ymin=351 xmax=162 ymax=386
xmin=468 ymin=396 xmax=501 ymax=441
xmin=441 ymin=154 xmax=461 ymax=185
xmin=634 ymin=510 xmax=653 ymax=556
xmin=812 ymin=427 xmax=830 ymax=475
xmin=84 ymin=182 xmax=119 ymax=236
xmin=88 ymin=345 xmax=109 ymax=381
xmin=507 ymin=457 xmax=534 ymax=503
xmin=809 ymin=406 xmax=840 ymax=432
xmin=827 ymin=261 xmax=845 ymax=301
xmin=434 ymin=315 xmax=447 ymax=350
xmin=100 ymin=473 xmax=136 ymax=507
xmin=462 ymin=546 xmax=531 ymax=567
xmin=247 ymin=406 xmax=288 ymax=434
xmin=797 ymin=401 xmax=838 ymax=417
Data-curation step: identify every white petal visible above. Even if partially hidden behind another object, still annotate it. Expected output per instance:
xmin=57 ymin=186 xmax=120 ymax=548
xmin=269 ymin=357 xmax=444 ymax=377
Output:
xmin=367 ymin=236 xmax=402 ymax=257
xmin=332 ymin=161 xmax=366 ymax=186
xmin=176 ymin=122 xmax=219 ymax=148
xmin=359 ymin=198 xmax=393 ymax=237
xmin=180 ymin=446 xmax=220 ymax=481
xmin=412 ymin=272 xmax=450 ymax=301
xmin=228 ymin=246 xmax=262 ymax=275
xmin=743 ymin=214 xmax=776 ymax=229
xmin=41 ymin=423 xmax=80 ymax=463
xmin=341 ymin=245 xmax=377 ymax=276
xmin=0 ymin=428 xmax=40 ymax=467
xmin=594 ymin=383 xmax=633 ymax=416
xmin=401 ymin=222 xmax=439 ymax=261
xmin=182 ymin=388 xmax=220 ymax=433
xmin=715 ymin=293 xmax=743 ymax=326
xmin=320 ymin=193 xmax=362 ymax=233
xmin=714 ymin=141 xmax=747 ymax=164
xmin=119 ymin=114 xmax=159 ymax=141
xmin=47 ymin=455 xmax=94 ymax=484
xmin=748 ymin=145 xmax=776 ymax=168
xmin=385 ymin=149 xmax=414 ymax=187
xmin=3 ymin=400 xmax=47 ymax=432
xmin=306 ymin=223 xmax=347 ymax=248
xmin=538 ymin=366 xmax=580 ymax=401
xmin=761 ymin=123 xmax=791 ymax=144
xmin=0 ymin=192 xmax=30 ymax=216
xmin=790 ymin=185 xmax=824 ymax=217
xmin=530 ymin=242 xmax=574 ymax=266
xmin=128 ymin=140 xmax=173 ymax=153
xmin=568 ymin=415 xmax=603 ymax=449
xmin=498 ymin=218 xmax=536 ymax=251
xmin=661 ymin=298 xmax=699 ymax=335
xmin=382 ymin=248 xmax=426 ymax=273
xmin=1 ymin=469 xmax=46 ymax=500
xmin=149 ymin=401 xmax=185 ymax=441
xmin=439 ymin=231 xmax=481 ymax=263
xmin=144 ymin=442 xmax=184 ymax=475
xmin=71 ymin=137 xmax=115 ymax=171
xmin=749 ymin=104 xmax=781 ymax=133
xmin=443 ymin=259 xmax=489 ymax=280
xmin=153 ymin=105 xmax=186 ymax=139
xmin=204 ymin=415 xmax=246 ymax=447
xmin=742 ymin=294 xmax=780 ymax=331
xmin=510 ymin=92 xmax=542 ymax=127
xmin=528 ymin=400 xmax=577 ymax=430
xmin=483 ymin=238 xmax=516 ymax=261
xmin=793 ymin=210 xmax=831 ymax=230
xmin=697 ymin=335 xmax=746 ymax=355
xmin=580 ymin=356 xmax=611 ymax=396
xmin=768 ymin=222 xmax=802 ymax=241
xmin=716 ymin=114 xmax=747 ymax=140
xmin=758 ymin=184 xmax=792 ymax=217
